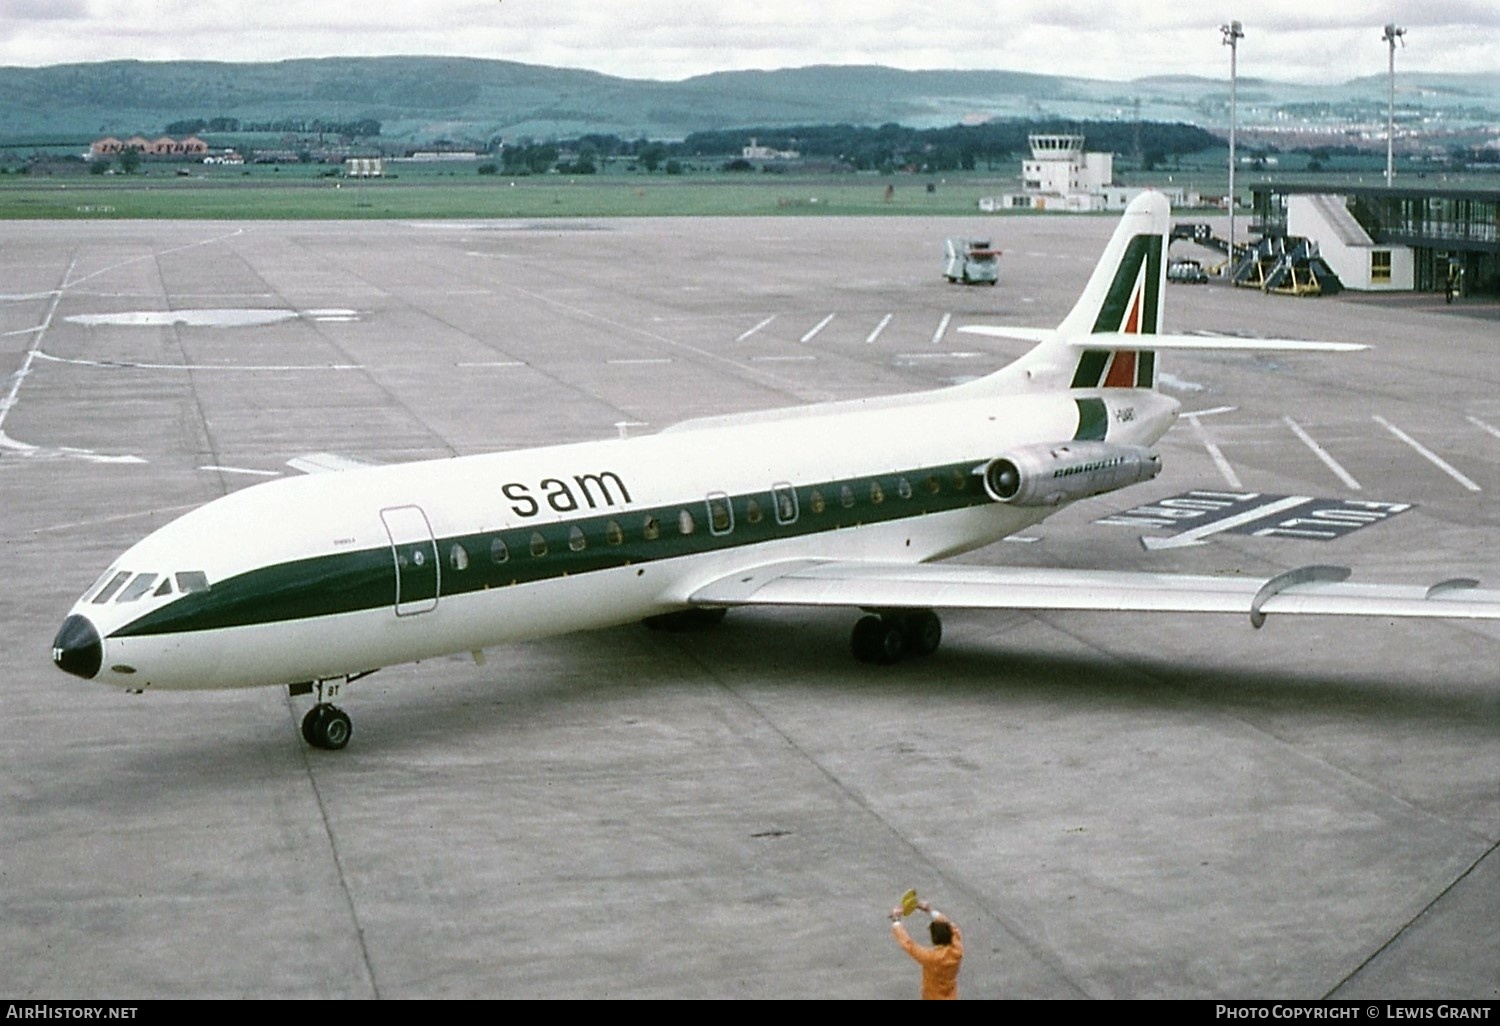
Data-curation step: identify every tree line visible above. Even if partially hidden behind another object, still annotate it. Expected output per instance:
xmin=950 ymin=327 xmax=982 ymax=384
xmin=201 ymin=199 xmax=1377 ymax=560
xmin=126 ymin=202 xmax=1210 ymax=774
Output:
xmin=680 ymin=120 xmax=1220 ymax=172
xmin=493 ymin=119 xmax=1217 ymax=176
xmin=164 ymin=117 xmax=382 ymax=138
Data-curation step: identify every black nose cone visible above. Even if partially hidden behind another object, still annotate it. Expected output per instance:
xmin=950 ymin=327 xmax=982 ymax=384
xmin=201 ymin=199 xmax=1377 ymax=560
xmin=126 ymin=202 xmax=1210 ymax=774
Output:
xmin=53 ymin=615 xmax=102 ymax=680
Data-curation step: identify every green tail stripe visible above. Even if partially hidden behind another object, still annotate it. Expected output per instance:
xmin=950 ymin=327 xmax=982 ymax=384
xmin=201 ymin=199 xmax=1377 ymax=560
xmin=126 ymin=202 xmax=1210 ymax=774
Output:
xmin=1137 ymin=350 xmax=1155 ymax=387
xmin=1091 ymin=234 xmax=1162 ymax=335
xmin=1071 ymin=349 xmax=1109 ymax=388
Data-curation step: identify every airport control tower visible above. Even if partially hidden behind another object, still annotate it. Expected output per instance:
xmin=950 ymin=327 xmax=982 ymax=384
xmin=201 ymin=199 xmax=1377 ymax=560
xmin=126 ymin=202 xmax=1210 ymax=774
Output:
xmin=1021 ymin=133 xmax=1113 ymax=197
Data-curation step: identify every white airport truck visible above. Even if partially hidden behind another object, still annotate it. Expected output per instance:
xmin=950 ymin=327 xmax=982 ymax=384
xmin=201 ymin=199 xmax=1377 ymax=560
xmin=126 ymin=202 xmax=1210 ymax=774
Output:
xmin=943 ymin=238 xmax=1000 ymax=285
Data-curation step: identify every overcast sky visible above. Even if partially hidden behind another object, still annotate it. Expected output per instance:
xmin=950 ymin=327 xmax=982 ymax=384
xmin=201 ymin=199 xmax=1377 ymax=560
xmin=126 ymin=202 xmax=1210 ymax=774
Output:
xmin=3 ymin=1 xmax=1494 ymax=83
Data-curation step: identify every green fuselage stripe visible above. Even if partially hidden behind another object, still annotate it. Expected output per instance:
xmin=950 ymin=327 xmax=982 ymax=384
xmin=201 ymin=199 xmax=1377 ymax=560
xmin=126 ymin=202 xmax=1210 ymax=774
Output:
xmin=112 ymin=458 xmax=1001 ymax=638
xmin=1073 ymin=398 xmax=1109 ymax=441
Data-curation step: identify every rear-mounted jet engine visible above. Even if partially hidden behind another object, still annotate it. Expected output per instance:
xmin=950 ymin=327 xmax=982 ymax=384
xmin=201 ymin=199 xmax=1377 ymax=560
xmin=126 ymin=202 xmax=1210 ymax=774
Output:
xmin=981 ymin=442 xmax=1162 ymax=506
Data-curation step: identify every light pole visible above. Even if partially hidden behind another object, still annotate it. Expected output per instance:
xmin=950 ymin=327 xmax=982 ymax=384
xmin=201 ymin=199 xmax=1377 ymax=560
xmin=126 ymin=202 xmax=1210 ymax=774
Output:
xmin=1383 ymin=23 xmax=1405 ymax=187
xmin=1221 ymin=20 xmax=1244 ymax=266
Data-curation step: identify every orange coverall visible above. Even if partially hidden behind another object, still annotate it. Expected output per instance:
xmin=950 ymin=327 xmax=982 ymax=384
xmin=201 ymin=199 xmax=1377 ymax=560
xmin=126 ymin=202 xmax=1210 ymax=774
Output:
xmin=892 ymin=918 xmax=963 ymax=1000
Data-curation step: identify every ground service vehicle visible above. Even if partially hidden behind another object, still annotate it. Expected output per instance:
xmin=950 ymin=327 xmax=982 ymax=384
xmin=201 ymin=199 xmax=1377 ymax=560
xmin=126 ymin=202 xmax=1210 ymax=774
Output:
xmin=943 ymin=238 xmax=1000 ymax=285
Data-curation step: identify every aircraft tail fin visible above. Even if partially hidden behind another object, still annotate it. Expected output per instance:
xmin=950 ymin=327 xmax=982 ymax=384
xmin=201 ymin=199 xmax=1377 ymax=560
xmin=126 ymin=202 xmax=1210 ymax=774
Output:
xmin=955 ymin=192 xmax=1169 ymax=393
xmin=1055 ymin=192 xmax=1170 ymax=343
xmin=958 ymin=191 xmax=1363 ymax=394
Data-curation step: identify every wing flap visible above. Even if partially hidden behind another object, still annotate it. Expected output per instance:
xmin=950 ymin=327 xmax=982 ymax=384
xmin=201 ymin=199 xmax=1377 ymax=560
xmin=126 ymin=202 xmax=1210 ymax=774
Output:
xmin=689 ymin=559 xmax=1500 ymax=625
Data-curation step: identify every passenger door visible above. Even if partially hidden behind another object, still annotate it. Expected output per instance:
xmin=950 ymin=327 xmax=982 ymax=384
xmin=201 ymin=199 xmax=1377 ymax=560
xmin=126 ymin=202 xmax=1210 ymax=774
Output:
xmin=379 ymin=505 xmax=440 ymax=615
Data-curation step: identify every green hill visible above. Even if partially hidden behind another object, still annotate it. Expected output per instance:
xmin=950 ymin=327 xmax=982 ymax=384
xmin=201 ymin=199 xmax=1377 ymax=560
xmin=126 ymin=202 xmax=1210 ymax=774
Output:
xmin=0 ymin=56 xmax=1494 ymax=144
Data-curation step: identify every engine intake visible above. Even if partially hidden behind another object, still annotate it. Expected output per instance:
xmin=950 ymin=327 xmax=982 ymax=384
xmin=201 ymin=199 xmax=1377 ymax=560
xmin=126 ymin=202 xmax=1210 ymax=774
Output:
xmin=981 ymin=442 xmax=1161 ymax=506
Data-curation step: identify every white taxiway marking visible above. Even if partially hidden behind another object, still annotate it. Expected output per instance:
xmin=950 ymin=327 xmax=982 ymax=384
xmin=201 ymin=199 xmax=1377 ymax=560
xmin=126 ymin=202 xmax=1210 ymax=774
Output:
xmin=0 ymin=260 xmax=146 ymax=464
xmin=1283 ymin=416 xmax=1362 ymax=491
xmin=66 ymin=308 xmax=360 ymax=328
xmin=36 ymin=352 xmax=361 ymax=372
xmin=800 ymin=313 xmax=835 ymax=343
xmin=30 ymin=503 xmax=204 ymax=535
xmin=1374 ymin=416 xmax=1481 ymax=492
xmin=1182 ymin=409 xmax=1241 ymax=490
xmin=866 ymin=313 xmax=893 ymax=344
xmin=1466 ymin=415 xmax=1500 ymax=440
xmin=201 ymin=465 xmax=280 ymax=477
xmin=930 ymin=312 xmax=952 ymax=346
xmin=736 ymin=316 xmax=775 ymax=342
xmin=606 ymin=358 xmax=673 ymax=366
xmin=1141 ymin=495 xmax=1312 ymax=550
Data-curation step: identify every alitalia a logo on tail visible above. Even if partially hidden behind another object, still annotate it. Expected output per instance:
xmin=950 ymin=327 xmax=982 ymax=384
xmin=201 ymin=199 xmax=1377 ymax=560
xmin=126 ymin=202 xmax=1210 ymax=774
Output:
xmin=1072 ymin=233 xmax=1162 ymax=389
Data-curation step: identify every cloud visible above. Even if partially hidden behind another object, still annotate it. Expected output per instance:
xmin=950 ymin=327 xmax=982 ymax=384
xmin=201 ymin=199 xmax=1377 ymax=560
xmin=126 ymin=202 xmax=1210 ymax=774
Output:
xmin=0 ymin=0 xmax=1492 ymax=82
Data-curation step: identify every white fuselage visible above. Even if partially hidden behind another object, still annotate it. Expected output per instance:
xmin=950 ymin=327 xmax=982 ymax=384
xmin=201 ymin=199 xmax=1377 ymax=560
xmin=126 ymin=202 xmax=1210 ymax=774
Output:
xmin=61 ymin=385 xmax=1179 ymax=692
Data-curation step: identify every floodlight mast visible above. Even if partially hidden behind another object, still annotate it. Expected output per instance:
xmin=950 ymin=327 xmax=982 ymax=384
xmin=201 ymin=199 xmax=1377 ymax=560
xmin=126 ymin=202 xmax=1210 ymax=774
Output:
xmin=1383 ymin=23 xmax=1406 ymax=187
xmin=1221 ymin=20 xmax=1244 ymax=263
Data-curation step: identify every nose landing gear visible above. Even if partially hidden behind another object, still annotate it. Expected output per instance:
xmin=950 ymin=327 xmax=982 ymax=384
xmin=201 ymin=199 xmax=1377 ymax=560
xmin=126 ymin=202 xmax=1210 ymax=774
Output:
xmin=301 ymin=703 xmax=353 ymax=750
xmin=293 ymin=675 xmax=367 ymax=750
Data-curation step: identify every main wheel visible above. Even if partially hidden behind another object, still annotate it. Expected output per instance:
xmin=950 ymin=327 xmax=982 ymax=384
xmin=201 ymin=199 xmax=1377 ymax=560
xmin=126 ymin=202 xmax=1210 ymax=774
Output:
xmin=852 ymin=614 xmax=905 ymax=665
xmin=851 ymin=615 xmax=885 ymax=663
xmin=901 ymin=611 xmax=943 ymax=657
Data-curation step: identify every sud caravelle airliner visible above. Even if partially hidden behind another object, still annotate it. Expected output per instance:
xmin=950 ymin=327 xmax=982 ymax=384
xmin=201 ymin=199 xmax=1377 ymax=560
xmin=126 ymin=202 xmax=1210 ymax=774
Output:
xmin=51 ymin=193 xmax=1500 ymax=750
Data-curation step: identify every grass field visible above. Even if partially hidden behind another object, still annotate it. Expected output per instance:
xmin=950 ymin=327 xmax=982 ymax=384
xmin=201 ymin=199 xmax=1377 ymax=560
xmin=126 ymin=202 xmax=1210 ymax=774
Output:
xmin=0 ymin=175 xmax=1031 ymax=219
xmin=2 ymin=165 xmax=1493 ymax=220
xmin=0 ymin=166 xmax=1210 ymax=220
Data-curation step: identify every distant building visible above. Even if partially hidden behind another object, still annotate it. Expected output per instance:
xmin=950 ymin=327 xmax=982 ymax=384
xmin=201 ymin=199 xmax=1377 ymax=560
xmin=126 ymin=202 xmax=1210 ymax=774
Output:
xmin=344 ymin=157 xmax=385 ymax=178
xmin=397 ymin=151 xmax=480 ymax=162
xmin=89 ymin=135 xmax=208 ymax=159
xmin=742 ymin=138 xmax=800 ymax=161
xmin=980 ymin=134 xmax=1118 ymax=212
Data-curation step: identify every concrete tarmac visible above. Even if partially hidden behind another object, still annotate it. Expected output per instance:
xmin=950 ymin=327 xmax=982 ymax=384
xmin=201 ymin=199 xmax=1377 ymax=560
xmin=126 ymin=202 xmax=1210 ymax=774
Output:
xmin=1 ymin=211 xmax=1496 ymax=999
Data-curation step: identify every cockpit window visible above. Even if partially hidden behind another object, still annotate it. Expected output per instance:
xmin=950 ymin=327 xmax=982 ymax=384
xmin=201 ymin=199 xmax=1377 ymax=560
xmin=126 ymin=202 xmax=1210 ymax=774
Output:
xmin=154 ymin=578 xmax=173 ymax=597
xmin=115 ymin=573 xmax=158 ymax=603
xmin=175 ymin=571 xmax=210 ymax=594
xmin=91 ymin=570 xmax=132 ymax=604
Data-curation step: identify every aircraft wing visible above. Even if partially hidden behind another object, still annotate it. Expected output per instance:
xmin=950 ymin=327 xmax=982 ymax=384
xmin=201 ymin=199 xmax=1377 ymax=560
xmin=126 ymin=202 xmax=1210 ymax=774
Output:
xmin=688 ymin=559 xmax=1500 ymax=627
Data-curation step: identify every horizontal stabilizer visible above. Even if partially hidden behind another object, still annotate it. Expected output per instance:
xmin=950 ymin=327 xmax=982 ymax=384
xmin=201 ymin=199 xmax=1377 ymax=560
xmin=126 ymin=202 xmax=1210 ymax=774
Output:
xmin=954 ymin=325 xmax=1055 ymax=344
xmin=959 ymin=325 xmax=1366 ymax=352
xmin=688 ymin=559 xmax=1500 ymax=627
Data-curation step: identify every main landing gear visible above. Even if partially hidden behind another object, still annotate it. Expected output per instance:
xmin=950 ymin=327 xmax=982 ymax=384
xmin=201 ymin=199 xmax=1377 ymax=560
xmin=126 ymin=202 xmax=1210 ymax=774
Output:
xmin=850 ymin=609 xmax=942 ymax=665
xmin=293 ymin=676 xmax=364 ymax=750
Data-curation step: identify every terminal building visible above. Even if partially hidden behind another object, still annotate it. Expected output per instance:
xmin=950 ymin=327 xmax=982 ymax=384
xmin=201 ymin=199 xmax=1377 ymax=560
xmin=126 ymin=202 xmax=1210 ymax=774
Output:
xmin=1250 ymin=184 xmax=1499 ymax=296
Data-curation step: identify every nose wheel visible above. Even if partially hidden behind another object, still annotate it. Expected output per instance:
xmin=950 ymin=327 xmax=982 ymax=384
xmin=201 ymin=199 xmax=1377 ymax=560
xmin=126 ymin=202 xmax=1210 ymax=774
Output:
xmin=302 ymin=704 xmax=353 ymax=750
xmin=296 ymin=676 xmax=359 ymax=750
